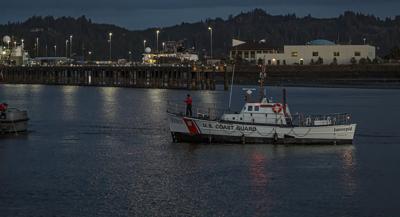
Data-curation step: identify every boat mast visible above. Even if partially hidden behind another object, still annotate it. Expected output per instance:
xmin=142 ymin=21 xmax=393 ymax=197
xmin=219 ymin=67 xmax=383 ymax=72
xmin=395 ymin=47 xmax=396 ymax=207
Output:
xmin=228 ymin=64 xmax=235 ymax=110
xmin=259 ymin=64 xmax=267 ymax=102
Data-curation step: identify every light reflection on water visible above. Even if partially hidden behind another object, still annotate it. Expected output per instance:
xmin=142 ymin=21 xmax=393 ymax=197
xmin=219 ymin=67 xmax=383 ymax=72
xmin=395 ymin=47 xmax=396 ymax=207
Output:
xmin=0 ymin=84 xmax=399 ymax=217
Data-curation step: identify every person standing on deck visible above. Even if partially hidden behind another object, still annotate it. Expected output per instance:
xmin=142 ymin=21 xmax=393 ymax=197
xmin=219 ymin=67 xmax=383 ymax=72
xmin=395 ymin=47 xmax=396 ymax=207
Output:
xmin=0 ymin=103 xmax=8 ymax=119
xmin=184 ymin=94 xmax=192 ymax=117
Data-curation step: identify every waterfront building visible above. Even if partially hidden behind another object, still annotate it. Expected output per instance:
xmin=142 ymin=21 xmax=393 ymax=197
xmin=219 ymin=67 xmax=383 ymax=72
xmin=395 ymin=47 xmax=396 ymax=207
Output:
xmin=230 ymin=39 xmax=376 ymax=65
xmin=229 ymin=39 xmax=281 ymax=64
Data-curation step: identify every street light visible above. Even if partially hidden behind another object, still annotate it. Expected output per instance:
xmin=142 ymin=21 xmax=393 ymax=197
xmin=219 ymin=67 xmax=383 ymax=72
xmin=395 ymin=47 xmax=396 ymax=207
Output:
xmin=65 ymin=40 xmax=69 ymax=58
xmin=363 ymin=38 xmax=366 ymax=45
xmin=13 ymin=41 xmax=17 ymax=48
xmin=128 ymin=51 xmax=132 ymax=62
xmin=162 ymin=42 xmax=165 ymax=52
xmin=69 ymin=35 xmax=73 ymax=57
xmin=54 ymin=45 xmax=57 ymax=57
xmin=208 ymin=26 xmax=213 ymax=59
xmin=156 ymin=30 xmax=160 ymax=52
xmin=108 ymin=32 xmax=112 ymax=61
xmin=88 ymin=51 xmax=92 ymax=62
xmin=21 ymin=39 xmax=24 ymax=49
xmin=143 ymin=40 xmax=147 ymax=52
xmin=36 ymin=37 xmax=39 ymax=57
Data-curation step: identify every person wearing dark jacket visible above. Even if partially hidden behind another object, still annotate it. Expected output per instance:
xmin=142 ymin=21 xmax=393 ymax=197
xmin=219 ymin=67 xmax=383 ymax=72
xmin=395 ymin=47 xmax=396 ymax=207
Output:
xmin=184 ymin=94 xmax=192 ymax=117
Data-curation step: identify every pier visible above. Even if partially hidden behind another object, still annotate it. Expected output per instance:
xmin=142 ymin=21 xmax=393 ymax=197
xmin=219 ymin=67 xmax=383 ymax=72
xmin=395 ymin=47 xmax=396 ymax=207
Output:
xmin=0 ymin=65 xmax=217 ymax=90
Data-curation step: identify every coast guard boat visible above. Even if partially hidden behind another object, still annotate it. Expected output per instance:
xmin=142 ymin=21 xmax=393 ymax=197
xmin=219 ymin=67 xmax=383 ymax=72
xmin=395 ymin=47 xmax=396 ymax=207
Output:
xmin=167 ymin=67 xmax=356 ymax=145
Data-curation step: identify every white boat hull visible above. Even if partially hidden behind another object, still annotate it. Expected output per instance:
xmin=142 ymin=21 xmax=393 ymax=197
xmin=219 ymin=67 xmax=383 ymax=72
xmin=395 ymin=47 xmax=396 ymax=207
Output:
xmin=0 ymin=109 xmax=29 ymax=134
xmin=168 ymin=113 xmax=356 ymax=144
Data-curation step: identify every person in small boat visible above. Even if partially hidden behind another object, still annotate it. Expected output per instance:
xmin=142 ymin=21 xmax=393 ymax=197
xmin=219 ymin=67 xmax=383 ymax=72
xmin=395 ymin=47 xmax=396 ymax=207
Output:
xmin=0 ymin=103 xmax=8 ymax=119
xmin=184 ymin=94 xmax=192 ymax=117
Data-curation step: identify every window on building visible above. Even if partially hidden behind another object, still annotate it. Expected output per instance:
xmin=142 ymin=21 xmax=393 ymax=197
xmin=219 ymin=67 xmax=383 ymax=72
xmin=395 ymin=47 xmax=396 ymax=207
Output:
xmin=277 ymin=60 xmax=280 ymax=65
xmin=248 ymin=106 xmax=253 ymax=111
xmin=244 ymin=51 xmax=249 ymax=58
xmin=268 ymin=60 xmax=271 ymax=65
xmin=256 ymin=50 xmax=262 ymax=54
xmin=355 ymin=51 xmax=361 ymax=57
xmin=237 ymin=51 xmax=242 ymax=57
xmin=255 ymin=106 xmax=260 ymax=111
xmin=312 ymin=52 xmax=319 ymax=57
xmin=334 ymin=52 xmax=340 ymax=57
xmin=283 ymin=60 xmax=286 ymax=65
xmin=291 ymin=51 xmax=298 ymax=57
xmin=250 ymin=51 xmax=255 ymax=58
xmin=231 ymin=51 xmax=236 ymax=57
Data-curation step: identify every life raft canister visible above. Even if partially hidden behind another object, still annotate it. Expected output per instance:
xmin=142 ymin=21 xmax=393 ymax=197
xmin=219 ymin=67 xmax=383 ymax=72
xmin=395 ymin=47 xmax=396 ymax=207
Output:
xmin=272 ymin=103 xmax=283 ymax=113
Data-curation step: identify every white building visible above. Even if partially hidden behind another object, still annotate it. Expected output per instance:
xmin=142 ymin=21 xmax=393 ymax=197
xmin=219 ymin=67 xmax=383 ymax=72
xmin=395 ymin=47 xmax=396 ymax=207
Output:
xmin=230 ymin=39 xmax=281 ymax=64
xmin=231 ymin=39 xmax=376 ymax=65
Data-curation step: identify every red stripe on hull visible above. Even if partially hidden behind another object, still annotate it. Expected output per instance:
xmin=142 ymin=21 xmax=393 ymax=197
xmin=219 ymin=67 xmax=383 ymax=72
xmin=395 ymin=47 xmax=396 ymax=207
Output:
xmin=183 ymin=118 xmax=200 ymax=135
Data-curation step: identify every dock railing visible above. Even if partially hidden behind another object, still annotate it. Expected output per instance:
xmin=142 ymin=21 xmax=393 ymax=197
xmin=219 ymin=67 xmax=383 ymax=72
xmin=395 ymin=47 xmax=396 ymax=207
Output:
xmin=290 ymin=113 xmax=352 ymax=127
xmin=167 ymin=101 xmax=225 ymax=120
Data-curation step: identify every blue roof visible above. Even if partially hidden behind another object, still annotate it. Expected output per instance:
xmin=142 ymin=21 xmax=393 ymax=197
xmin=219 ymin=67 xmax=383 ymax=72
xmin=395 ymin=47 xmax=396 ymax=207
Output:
xmin=307 ymin=39 xmax=335 ymax=45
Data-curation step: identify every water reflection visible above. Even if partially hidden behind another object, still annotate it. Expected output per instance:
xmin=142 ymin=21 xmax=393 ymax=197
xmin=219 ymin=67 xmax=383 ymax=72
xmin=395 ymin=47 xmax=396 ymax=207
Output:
xmin=99 ymin=87 xmax=118 ymax=122
xmin=249 ymin=150 xmax=271 ymax=217
xmin=250 ymin=151 xmax=268 ymax=187
xmin=61 ymin=86 xmax=78 ymax=120
xmin=340 ymin=146 xmax=357 ymax=196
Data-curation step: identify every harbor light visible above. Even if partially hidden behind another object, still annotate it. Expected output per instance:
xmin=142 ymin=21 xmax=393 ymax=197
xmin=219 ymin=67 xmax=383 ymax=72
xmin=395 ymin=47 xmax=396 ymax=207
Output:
xmin=108 ymin=32 xmax=113 ymax=61
xmin=156 ymin=30 xmax=160 ymax=52
xmin=36 ymin=37 xmax=39 ymax=57
xmin=69 ymin=35 xmax=73 ymax=57
xmin=65 ymin=40 xmax=69 ymax=57
xmin=208 ymin=26 xmax=213 ymax=58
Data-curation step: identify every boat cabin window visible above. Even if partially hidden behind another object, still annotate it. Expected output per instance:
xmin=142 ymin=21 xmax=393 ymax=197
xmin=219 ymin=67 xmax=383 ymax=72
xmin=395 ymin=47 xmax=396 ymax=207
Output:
xmin=255 ymin=106 xmax=260 ymax=111
xmin=248 ymin=106 xmax=253 ymax=111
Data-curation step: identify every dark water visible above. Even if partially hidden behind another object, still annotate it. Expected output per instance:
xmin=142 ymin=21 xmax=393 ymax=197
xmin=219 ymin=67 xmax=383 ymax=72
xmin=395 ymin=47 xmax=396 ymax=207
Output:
xmin=0 ymin=84 xmax=399 ymax=217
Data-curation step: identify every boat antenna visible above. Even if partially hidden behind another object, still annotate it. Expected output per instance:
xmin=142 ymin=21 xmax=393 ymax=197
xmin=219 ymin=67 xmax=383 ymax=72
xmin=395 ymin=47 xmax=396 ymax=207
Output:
xmin=228 ymin=64 xmax=235 ymax=110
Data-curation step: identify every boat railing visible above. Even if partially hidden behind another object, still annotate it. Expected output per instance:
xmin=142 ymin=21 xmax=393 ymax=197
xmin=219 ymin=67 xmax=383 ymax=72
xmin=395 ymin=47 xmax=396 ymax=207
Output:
xmin=290 ymin=113 xmax=352 ymax=126
xmin=166 ymin=101 xmax=225 ymax=120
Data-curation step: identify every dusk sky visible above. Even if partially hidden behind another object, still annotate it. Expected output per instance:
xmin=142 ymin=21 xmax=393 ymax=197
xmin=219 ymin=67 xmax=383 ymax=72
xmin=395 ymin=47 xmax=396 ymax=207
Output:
xmin=2 ymin=0 xmax=400 ymax=29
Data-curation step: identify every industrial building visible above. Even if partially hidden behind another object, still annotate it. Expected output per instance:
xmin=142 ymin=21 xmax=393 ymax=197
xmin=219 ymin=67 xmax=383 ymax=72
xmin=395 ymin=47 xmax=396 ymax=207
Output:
xmin=230 ymin=39 xmax=376 ymax=65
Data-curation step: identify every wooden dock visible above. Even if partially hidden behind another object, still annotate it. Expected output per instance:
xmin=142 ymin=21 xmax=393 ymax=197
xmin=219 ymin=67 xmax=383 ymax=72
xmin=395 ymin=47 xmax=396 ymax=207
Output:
xmin=0 ymin=65 xmax=217 ymax=90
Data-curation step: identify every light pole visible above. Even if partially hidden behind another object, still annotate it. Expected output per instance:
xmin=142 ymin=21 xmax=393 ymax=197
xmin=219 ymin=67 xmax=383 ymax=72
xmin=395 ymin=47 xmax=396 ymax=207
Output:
xmin=69 ymin=35 xmax=73 ymax=57
xmin=65 ymin=40 xmax=69 ymax=57
xmin=208 ymin=26 xmax=213 ymax=59
xmin=156 ymin=30 xmax=160 ymax=52
xmin=143 ymin=40 xmax=147 ymax=52
xmin=162 ymin=42 xmax=165 ymax=52
xmin=108 ymin=32 xmax=112 ymax=61
xmin=88 ymin=51 xmax=92 ymax=62
xmin=21 ymin=39 xmax=24 ymax=49
xmin=36 ymin=37 xmax=39 ymax=57
xmin=128 ymin=51 xmax=132 ymax=62
xmin=54 ymin=45 xmax=57 ymax=57
xmin=363 ymin=38 xmax=366 ymax=45
xmin=13 ymin=41 xmax=17 ymax=48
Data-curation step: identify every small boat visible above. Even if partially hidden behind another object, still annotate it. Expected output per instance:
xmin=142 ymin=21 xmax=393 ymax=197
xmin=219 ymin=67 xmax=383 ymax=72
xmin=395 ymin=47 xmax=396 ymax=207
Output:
xmin=0 ymin=107 xmax=29 ymax=134
xmin=167 ymin=66 xmax=356 ymax=145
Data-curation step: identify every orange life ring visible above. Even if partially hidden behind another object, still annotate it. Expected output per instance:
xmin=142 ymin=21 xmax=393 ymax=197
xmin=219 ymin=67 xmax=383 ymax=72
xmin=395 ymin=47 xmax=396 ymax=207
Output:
xmin=272 ymin=103 xmax=283 ymax=113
